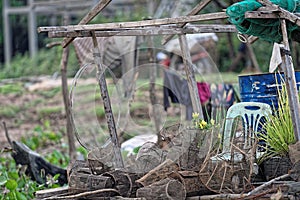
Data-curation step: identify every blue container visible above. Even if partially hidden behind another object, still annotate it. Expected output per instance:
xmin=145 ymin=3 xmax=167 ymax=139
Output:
xmin=239 ymin=72 xmax=300 ymax=110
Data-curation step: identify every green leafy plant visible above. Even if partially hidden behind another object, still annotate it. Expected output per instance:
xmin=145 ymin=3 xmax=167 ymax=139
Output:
xmin=258 ymin=79 xmax=297 ymax=162
xmin=21 ymin=120 xmax=63 ymax=150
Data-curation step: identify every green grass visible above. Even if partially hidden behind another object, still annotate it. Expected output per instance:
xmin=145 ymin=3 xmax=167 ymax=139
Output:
xmin=37 ymin=87 xmax=61 ymax=98
xmin=0 ymin=105 xmax=21 ymax=118
xmin=0 ymin=84 xmax=23 ymax=95
xmin=38 ymin=106 xmax=62 ymax=118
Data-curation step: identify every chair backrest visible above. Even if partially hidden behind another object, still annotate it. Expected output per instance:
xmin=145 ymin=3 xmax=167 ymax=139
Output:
xmin=222 ymin=102 xmax=272 ymax=154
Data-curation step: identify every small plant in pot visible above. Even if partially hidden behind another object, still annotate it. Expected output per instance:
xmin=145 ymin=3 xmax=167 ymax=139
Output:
xmin=258 ymin=79 xmax=297 ymax=181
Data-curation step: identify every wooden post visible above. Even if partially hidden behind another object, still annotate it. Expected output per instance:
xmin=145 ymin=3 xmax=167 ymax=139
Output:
xmin=91 ymin=31 xmax=124 ymax=168
xmin=60 ymin=14 xmax=76 ymax=162
xmin=280 ymin=19 xmax=300 ymax=141
xmin=178 ymin=34 xmax=204 ymax=119
xmin=28 ymin=0 xmax=38 ymax=58
xmin=3 ymin=0 xmax=12 ymax=64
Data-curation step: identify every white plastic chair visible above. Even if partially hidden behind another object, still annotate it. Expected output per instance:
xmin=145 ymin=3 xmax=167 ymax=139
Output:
xmin=211 ymin=102 xmax=272 ymax=162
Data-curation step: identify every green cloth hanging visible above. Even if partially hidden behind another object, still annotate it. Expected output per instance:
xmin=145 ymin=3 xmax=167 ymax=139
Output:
xmin=226 ymin=0 xmax=300 ymax=43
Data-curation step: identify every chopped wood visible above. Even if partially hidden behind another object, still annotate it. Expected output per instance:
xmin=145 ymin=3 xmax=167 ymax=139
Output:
xmin=136 ymin=178 xmax=186 ymax=200
xmin=136 ymin=159 xmax=180 ymax=187
xmin=38 ymin=12 xmax=228 ymax=33
xmin=102 ymin=170 xmax=142 ymax=197
xmin=68 ymin=172 xmax=114 ymax=191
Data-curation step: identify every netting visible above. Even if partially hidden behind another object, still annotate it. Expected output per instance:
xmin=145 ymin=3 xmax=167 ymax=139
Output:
xmin=226 ymin=0 xmax=300 ymax=43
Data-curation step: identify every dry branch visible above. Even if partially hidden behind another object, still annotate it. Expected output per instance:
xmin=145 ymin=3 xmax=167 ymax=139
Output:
xmin=246 ymin=173 xmax=290 ymax=196
xmin=43 ymin=188 xmax=119 ymax=200
xmin=61 ymin=0 xmax=112 ymax=47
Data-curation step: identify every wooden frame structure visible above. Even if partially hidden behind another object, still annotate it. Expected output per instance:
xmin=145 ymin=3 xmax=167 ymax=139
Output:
xmin=38 ymin=0 xmax=300 ymax=166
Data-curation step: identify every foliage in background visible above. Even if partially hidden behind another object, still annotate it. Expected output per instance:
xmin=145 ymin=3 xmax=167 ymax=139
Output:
xmin=258 ymin=79 xmax=297 ymax=162
xmin=0 ymin=46 xmax=79 ymax=79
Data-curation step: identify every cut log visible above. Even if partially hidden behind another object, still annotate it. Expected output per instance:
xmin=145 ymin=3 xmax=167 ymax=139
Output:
xmin=136 ymin=178 xmax=186 ymax=200
xmin=178 ymin=171 xmax=208 ymax=196
xmin=102 ymin=170 xmax=143 ymax=197
xmin=135 ymin=142 xmax=165 ymax=173
xmin=136 ymin=159 xmax=180 ymax=187
xmin=68 ymin=172 xmax=114 ymax=191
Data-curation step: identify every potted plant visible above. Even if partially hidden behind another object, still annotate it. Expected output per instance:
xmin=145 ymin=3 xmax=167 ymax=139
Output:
xmin=258 ymin=80 xmax=297 ymax=180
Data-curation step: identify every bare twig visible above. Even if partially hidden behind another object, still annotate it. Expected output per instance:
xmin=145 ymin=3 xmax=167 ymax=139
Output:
xmin=246 ymin=173 xmax=290 ymax=196
xmin=46 ymin=42 xmax=61 ymax=48
xmin=2 ymin=121 xmax=12 ymax=146
xmin=43 ymin=188 xmax=119 ymax=200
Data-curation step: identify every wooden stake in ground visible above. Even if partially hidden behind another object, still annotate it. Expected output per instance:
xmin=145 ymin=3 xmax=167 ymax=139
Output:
xmin=280 ymin=19 xmax=300 ymax=141
xmin=179 ymin=34 xmax=204 ymax=119
xmin=60 ymin=14 xmax=76 ymax=162
xmin=91 ymin=31 xmax=124 ymax=169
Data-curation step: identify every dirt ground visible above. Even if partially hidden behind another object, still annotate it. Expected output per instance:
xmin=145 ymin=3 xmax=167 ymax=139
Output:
xmin=0 ymin=76 xmax=164 ymax=152
xmin=0 ymin=77 xmax=68 ymax=149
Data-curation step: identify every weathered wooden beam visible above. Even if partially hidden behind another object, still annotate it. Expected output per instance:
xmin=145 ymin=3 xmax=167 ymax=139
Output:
xmin=162 ymin=0 xmax=213 ymax=45
xmin=47 ymin=24 xmax=236 ymax=38
xmin=179 ymin=34 xmax=204 ymax=119
xmin=61 ymin=0 xmax=112 ymax=48
xmin=91 ymin=31 xmax=124 ymax=168
xmin=38 ymin=12 xmax=228 ymax=33
xmin=280 ymin=19 xmax=300 ymax=141
xmin=245 ymin=10 xmax=300 ymax=27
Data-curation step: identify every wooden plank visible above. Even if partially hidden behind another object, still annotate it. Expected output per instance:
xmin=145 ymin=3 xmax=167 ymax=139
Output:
xmin=280 ymin=19 xmax=300 ymax=141
xmin=162 ymin=0 xmax=213 ymax=45
xmin=179 ymin=34 xmax=204 ymax=119
xmin=91 ymin=31 xmax=124 ymax=168
xmin=248 ymin=0 xmax=300 ymax=26
xmin=48 ymin=24 xmax=237 ymax=38
xmin=185 ymin=24 xmax=236 ymax=33
xmin=61 ymin=0 xmax=112 ymax=48
xmin=38 ymin=12 xmax=228 ymax=33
